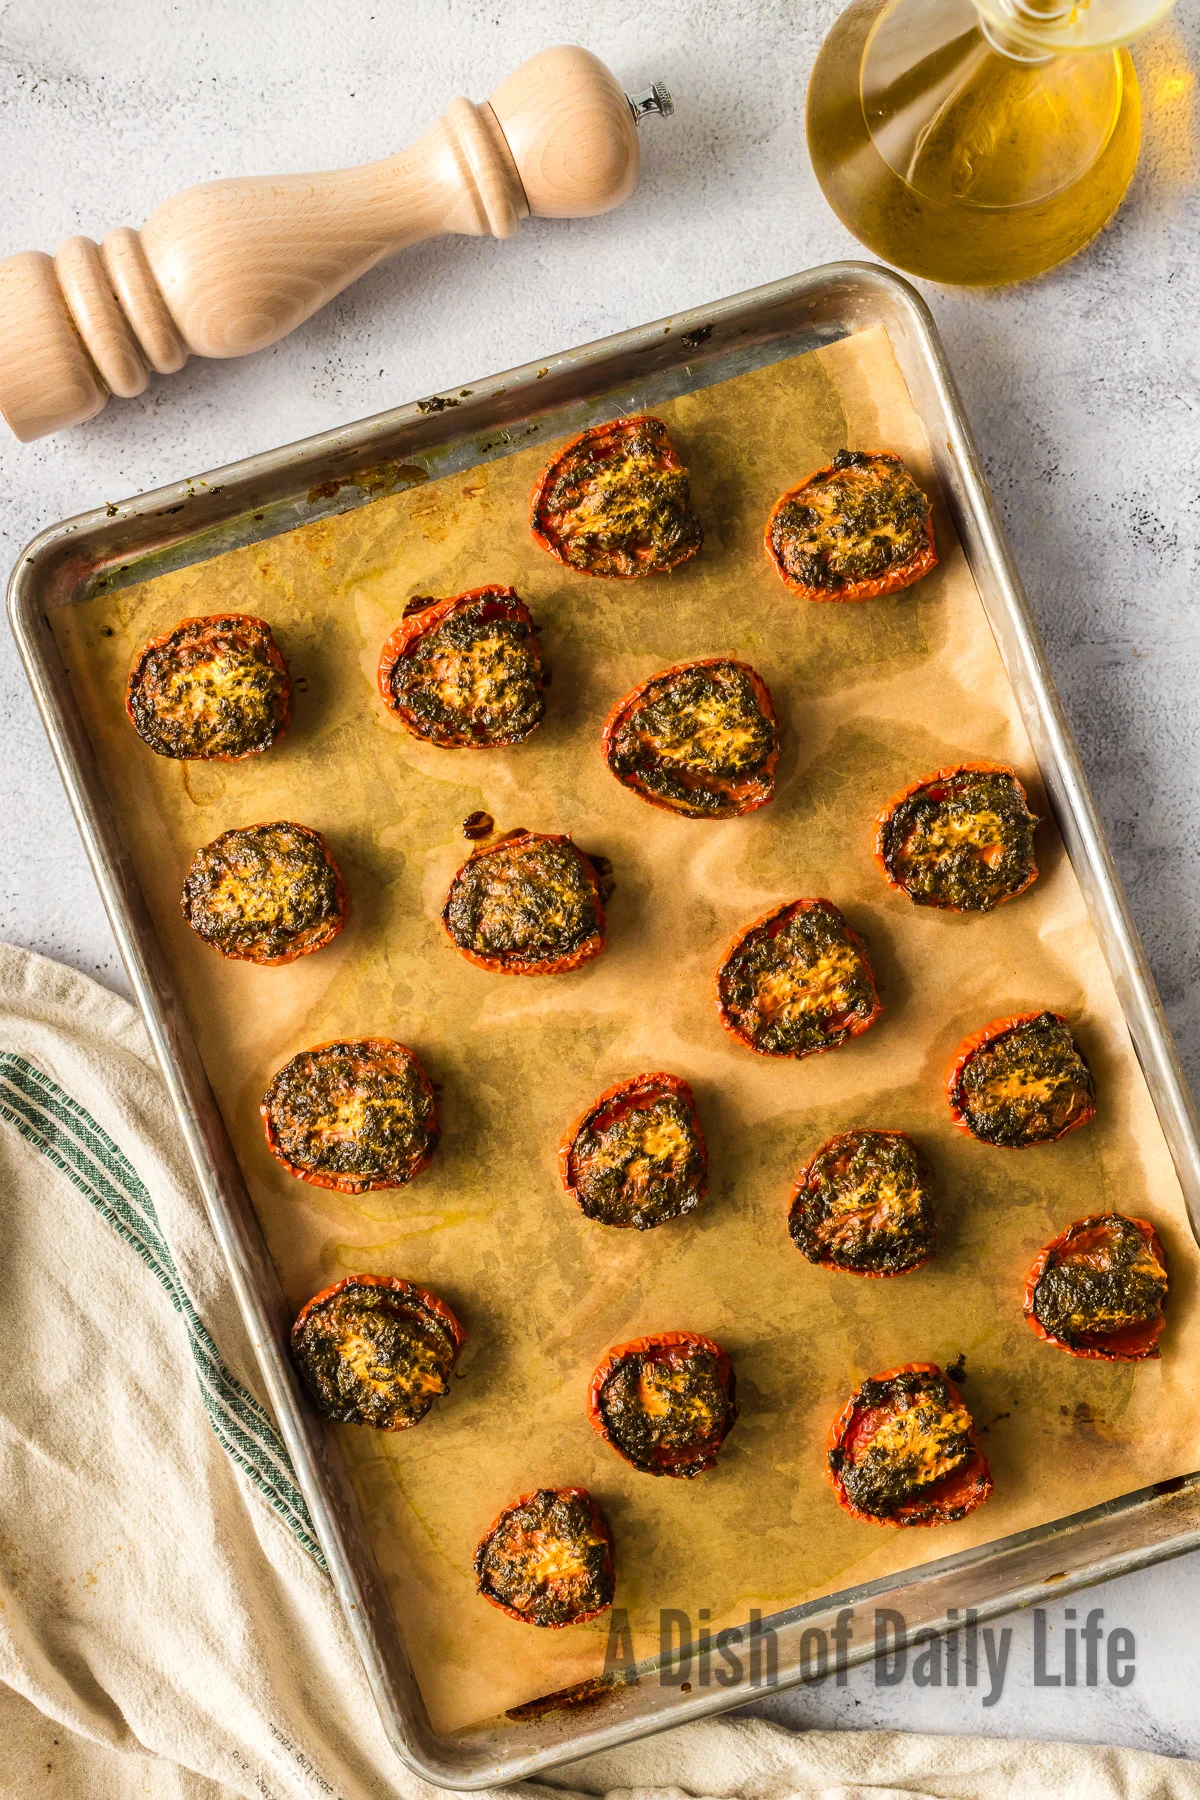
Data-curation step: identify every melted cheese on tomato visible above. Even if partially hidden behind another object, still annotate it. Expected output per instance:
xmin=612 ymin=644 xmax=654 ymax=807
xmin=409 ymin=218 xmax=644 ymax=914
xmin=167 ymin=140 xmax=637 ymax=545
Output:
xmin=1056 ymin=1234 xmax=1167 ymax=1334
xmin=589 ymin=1113 xmax=691 ymax=1172
xmin=312 ymin=1090 xmax=419 ymax=1145
xmin=565 ymin=451 xmax=662 ymax=536
xmin=337 ymin=1326 xmax=443 ymax=1399
xmin=801 ymin=468 xmax=914 ymax=561
xmin=636 ymin=1362 xmax=721 ymax=1435
xmin=465 ymin=844 xmax=593 ymax=954
xmin=857 ymin=1397 xmax=971 ymax=1487
xmin=755 ymin=944 xmax=864 ymax=1023
xmin=588 ymin=1111 xmax=692 ymax=1204
xmin=649 ymin=688 xmax=762 ymax=768
xmin=422 ymin=631 xmax=525 ymax=714
xmin=639 ymin=1117 xmax=689 ymax=1161
xmin=524 ymin=1534 xmax=596 ymax=1586
xmin=325 ymin=1096 xmax=371 ymax=1140
xmin=976 ymin=1070 xmax=1060 ymax=1108
xmin=1070 ymin=1298 xmax=1146 ymax=1332
xmin=157 ymin=649 xmax=276 ymax=727
xmin=828 ymin=1167 xmax=923 ymax=1227
xmin=908 ymin=808 xmax=1005 ymax=861
xmin=1124 ymin=1240 xmax=1167 ymax=1287
xmin=477 ymin=886 xmax=571 ymax=944
xmin=208 ymin=861 xmax=306 ymax=925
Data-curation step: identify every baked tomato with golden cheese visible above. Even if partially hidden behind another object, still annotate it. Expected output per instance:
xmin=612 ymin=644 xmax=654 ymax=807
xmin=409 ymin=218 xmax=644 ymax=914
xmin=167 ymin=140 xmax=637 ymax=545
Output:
xmin=588 ymin=1332 xmax=737 ymax=1478
xmin=261 ymin=1038 xmax=438 ymax=1193
xmin=827 ymin=1362 xmax=992 ymax=1527
xmin=559 ymin=1073 xmax=707 ymax=1231
xmin=180 ymin=821 xmax=347 ymax=964
xmin=947 ymin=1011 xmax=1096 ymax=1148
xmin=1025 ymin=1214 xmax=1167 ymax=1360
xmin=475 ymin=1487 xmax=615 ymax=1627
xmin=442 ymin=828 xmax=607 ymax=975
xmin=377 ymin=586 xmax=545 ymax=748
xmin=766 ymin=450 xmax=936 ymax=602
xmin=790 ymin=1130 xmax=935 ymax=1276
xmin=716 ymin=898 xmax=882 ymax=1059
xmin=601 ymin=657 xmax=779 ymax=819
xmin=126 ymin=614 xmax=290 ymax=759
xmin=875 ymin=763 xmax=1039 ymax=913
xmin=530 ymin=415 xmax=702 ymax=579
xmin=291 ymin=1275 xmax=464 ymax=1429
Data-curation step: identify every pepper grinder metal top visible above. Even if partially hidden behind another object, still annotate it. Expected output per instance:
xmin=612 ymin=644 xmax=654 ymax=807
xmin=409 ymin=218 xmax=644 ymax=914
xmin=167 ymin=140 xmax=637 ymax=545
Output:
xmin=0 ymin=44 xmax=674 ymax=443
xmin=627 ymin=82 xmax=675 ymax=124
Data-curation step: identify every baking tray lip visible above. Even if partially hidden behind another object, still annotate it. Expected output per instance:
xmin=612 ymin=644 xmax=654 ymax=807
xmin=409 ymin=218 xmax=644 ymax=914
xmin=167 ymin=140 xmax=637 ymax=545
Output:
xmin=6 ymin=256 xmax=913 ymax=594
xmin=11 ymin=256 xmax=1200 ymax=1788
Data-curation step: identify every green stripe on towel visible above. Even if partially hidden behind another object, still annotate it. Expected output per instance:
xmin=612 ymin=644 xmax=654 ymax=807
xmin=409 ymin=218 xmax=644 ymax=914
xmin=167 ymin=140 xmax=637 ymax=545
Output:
xmin=0 ymin=1052 xmax=327 ymax=1570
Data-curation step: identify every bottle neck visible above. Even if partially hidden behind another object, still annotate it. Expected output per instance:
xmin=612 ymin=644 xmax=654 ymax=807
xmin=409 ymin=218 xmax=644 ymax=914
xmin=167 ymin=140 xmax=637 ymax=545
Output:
xmin=971 ymin=0 xmax=1173 ymax=54
xmin=974 ymin=6 xmax=1056 ymax=62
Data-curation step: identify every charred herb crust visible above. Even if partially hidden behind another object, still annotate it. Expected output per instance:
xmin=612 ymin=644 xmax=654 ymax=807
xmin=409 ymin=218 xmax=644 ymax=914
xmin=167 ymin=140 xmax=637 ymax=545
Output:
xmin=790 ymin=1130 xmax=935 ymax=1275
xmin=950 ymin=1013 xmax=1095 ymax=1148
xmin=443 ymin=830 xmax=605 ymax=973
xmin=593 ymin=1338 xmax=737 ymax=1477
xmin=829 ymin=1368 xmax=976 ymax=1523
xmin=768 ymin=450 xmax=933 ymax=599
xmin=126 ymin=614 xmax=290 ymax=759
xmin=291 ymin=1277 xmax=463 ymax=1429
xmin=531 ymin=416 xmax=703 ymax=578
xmin=1030 ymin=1214 xmax=1168 ymax=1353
xmin=603 ymin=658 xmax=779 ymax=818
xmin=717 ymin=899 xmax=880 ymax=1058
xmin=563 ymin=1076 xmax=706 ymax=1231
xmin=261 ymin=1039 xmax=438 ymax=1191
xmin=475 ymin=1488 xmax=615 ymax=1627
xmin=181 ymin=821 xmax=346 ymax=962
xmin=379 ymin=587 xmax=545 ymax=747
xmin=876 ymin=766 xmax=1038 ymax=912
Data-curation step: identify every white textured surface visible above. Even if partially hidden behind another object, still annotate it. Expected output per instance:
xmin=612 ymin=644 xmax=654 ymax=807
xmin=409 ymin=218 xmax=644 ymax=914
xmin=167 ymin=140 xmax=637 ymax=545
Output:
xmin=2 ymin=0 xmax=1199 ymax=1763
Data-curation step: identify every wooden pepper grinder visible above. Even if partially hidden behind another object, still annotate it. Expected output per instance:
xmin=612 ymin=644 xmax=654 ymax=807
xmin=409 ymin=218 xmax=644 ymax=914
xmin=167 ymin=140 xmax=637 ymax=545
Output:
xmin=0 ymin=45 xmax=673 ymax=442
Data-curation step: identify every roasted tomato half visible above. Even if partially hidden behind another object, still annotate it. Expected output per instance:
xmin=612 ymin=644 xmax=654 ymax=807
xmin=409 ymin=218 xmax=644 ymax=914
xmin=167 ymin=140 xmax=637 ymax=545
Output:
xmin=589 ymin=1332 xmax=737 ymax=1478
xmin=442 ymin=828 xmax=607 ymax=975
xmin=474 ymin=1487 xmax=615 ymax=1628
xmin=180 ymin=821 xmax=347 ymax=964
xmin=601 ymin=657 xmax=779 ymax=820
xmin=766 ymin=450 xmax=937 ymax=602
xmin=530 ymin=415 xmax=702 ymax=579
xmin=261 ymin=1039 xmax=439 ymax=1193
xmin=559 ymin=1073 xmax=707 ymax=1231
xmin=827 ymin=1362 xmax=992 ymax=1528
xmin=291 ymin=1275 xmax=465 ymax=1429
xmin=789 ymin=1130 xmax=935 ymax=1277
xmin=947 ymin=1011 xmax=1096 ymax=1148
xmin=716 ymin=898 xmax=882 ymax=1059
xmin=377 ymin=586 xmax=545 ymax=748
xmin=1025 ymin=1213 xmax=1168 ymax=1361
xmin=875 ymin=763 xmax=1039 ymax=913
xmin=126 ymin=614 xmax=291 ymax=759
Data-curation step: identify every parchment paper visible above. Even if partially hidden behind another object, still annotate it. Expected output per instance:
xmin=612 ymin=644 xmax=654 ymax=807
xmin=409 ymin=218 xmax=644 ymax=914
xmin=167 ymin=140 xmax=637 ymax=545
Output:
xmin=53 ymin=326 xmax=1200 ymax=1734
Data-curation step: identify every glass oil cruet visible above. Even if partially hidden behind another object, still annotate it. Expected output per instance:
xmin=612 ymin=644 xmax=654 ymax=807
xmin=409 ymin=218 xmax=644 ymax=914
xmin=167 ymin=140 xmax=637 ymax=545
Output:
xmin=806 ymin=0 xmax=1178 ymax=283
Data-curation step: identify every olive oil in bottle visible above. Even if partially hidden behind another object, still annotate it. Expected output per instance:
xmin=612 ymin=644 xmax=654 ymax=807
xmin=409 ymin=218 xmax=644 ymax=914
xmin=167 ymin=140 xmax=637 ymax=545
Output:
xmin=806 ymin=0 xmax=1144 ymax=285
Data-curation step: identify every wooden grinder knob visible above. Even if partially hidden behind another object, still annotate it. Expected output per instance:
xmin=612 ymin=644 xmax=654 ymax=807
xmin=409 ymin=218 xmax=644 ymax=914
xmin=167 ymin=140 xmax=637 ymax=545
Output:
xmin=0 ymin=46 xmax=672 ymax=443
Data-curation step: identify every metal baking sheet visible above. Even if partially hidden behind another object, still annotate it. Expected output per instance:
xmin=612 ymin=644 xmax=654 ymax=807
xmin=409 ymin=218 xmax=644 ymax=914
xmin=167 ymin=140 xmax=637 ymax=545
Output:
xmin=11 ymin=263 xmax=1200 ymax=1787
